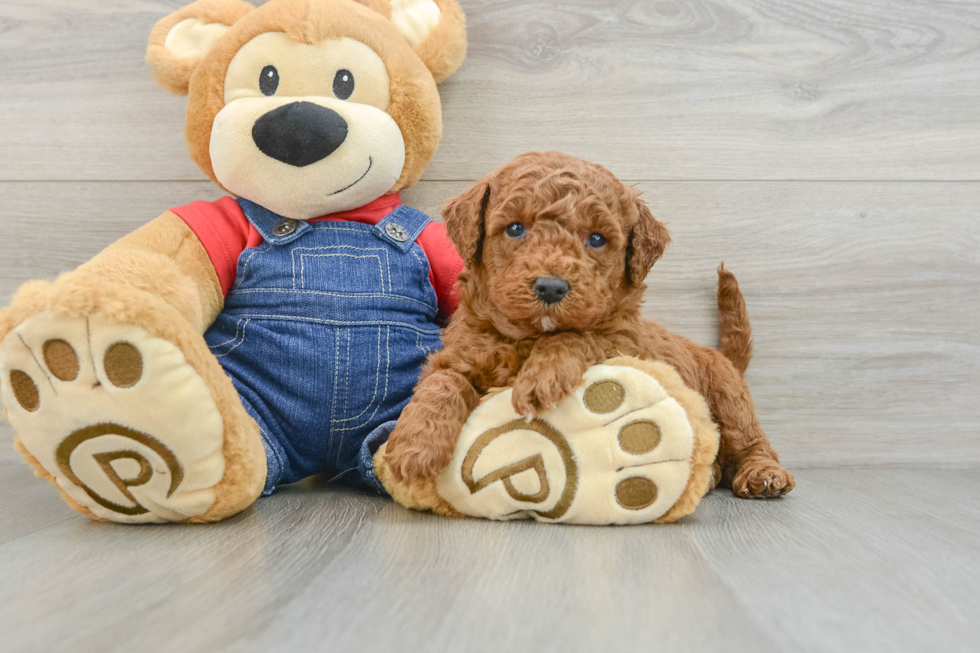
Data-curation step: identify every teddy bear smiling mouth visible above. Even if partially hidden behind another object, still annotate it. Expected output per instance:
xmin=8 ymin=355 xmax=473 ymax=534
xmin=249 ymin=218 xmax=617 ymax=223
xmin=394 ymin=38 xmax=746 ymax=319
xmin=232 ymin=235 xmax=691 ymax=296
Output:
xmin=327 ymin=156 xmax=373 ymax=196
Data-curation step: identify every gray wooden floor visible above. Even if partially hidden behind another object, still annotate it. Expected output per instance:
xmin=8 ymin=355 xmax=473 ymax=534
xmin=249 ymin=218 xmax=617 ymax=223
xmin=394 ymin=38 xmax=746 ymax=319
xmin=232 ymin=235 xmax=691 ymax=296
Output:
xmin=1 ymin=1 xmax=978 ymax=651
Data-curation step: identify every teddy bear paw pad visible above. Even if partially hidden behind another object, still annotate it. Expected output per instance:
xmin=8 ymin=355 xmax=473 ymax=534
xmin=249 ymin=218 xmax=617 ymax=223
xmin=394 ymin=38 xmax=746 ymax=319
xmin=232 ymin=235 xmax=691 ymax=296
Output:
xmin=436 ymin=362 xmax=705 ymax=525
xmin=0 ymin=313 xmax=225 ymax=523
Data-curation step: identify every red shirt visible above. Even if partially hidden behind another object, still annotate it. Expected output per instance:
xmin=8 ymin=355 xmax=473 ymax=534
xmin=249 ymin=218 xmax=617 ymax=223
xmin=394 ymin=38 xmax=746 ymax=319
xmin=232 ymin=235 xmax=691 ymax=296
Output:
xmin=170 ymin=194 xmax=463 ymax=323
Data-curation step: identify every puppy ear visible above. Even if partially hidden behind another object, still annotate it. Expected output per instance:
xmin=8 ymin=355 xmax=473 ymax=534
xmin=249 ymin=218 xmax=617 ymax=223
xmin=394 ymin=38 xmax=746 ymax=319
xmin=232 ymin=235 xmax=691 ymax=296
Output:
xmin=146 ymin=0 xmax=254 ymax=95
xmin=625 ymin=194 xmax=671 ymax=286
xmin=374 ymin=0 xmax=467 ymax=83
xmin=443 ymin=182 xmax=490 ymax=267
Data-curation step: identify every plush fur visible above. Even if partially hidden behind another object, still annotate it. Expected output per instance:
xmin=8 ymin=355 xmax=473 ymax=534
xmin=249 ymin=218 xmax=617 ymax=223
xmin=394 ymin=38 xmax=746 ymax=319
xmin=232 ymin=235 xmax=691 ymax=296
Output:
xmin=149 ymin=0 xmax=466 ymax=195
xmin=80 ymin=213 xmax=225 ymax=333
xmin=2 ymin=0 xmax=468 ymax=523
xmin=413 ymin=0 xmax=468 ymax=83
xmin=146 ymin=0 xmax=255 ymax=95
xmin=385 ymin=152 xmax=795 ymax=499
xmin=0 ymin=233 xmax=267 ymax=522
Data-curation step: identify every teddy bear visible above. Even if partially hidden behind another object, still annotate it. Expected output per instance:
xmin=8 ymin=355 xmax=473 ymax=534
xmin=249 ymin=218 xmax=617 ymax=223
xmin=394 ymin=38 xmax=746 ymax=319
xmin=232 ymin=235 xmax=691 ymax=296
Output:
xmin=0 ymin=0 xmax=724 ymax=526
xmin=0 ymin=0 xmax=469 ymax=523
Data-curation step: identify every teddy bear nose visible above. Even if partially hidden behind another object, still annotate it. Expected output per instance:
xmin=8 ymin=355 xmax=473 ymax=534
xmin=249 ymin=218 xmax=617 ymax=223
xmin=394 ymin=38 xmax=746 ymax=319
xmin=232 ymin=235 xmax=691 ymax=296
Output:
xmin=534 ymin=277 xmax=570 ymax=305
xmin=251 ymin=101 xmax=349 ymax=167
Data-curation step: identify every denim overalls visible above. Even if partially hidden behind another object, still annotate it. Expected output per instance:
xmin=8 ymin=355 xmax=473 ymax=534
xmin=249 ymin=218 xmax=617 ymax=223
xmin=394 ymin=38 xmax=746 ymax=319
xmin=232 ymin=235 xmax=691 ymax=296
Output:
xmin=203 ymin=199 xmax=444 ymax=494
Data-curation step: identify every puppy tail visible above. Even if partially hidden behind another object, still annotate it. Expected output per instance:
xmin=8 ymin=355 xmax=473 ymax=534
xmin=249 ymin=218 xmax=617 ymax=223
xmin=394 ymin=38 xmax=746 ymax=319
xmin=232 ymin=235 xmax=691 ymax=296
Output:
xmin=716 ymin=263 xmax=753 ymax=376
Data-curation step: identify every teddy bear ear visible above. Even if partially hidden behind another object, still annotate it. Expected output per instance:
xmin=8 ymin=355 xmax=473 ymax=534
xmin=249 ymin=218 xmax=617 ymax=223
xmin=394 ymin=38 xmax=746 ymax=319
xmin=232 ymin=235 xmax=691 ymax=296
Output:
xmin=380 ymin=0 xmax=468 ymax=83
xmin=146 ymin=0 xmax=255 ymax=95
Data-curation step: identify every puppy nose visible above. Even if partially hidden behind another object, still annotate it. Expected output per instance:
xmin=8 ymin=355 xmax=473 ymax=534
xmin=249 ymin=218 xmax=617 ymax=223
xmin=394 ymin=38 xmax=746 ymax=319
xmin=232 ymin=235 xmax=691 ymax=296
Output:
xmin=251 ymin=101 xmax=348 ymax=167
xmin=534 ymin=277 xmax=570 ymax=305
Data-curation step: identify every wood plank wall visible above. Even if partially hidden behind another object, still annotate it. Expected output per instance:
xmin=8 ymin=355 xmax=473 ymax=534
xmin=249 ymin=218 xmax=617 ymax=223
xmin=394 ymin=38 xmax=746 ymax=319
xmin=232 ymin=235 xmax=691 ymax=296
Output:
xmin=1 ymin=0 xmax=978 ymax=467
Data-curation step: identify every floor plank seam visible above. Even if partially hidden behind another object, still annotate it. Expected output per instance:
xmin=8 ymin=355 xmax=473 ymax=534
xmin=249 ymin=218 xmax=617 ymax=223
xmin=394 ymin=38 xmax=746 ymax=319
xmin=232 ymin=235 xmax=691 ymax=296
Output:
xmin=2 ymin=179 xmax=980 ymax=184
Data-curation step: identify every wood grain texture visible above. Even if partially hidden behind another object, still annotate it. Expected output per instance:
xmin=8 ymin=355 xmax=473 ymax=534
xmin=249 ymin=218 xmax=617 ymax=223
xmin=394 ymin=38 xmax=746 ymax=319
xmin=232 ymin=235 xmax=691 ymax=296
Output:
xmin=1 ymin=1 xmax=980 ymax=181
xmin=2 ymin=1 xmax=979 ymax=648
xmin=0 ymin=424 xmax=79 ymax=546
xmin=2 ymin=180 xmax=977 ymax=467
xmin=0 ymin=454 xmax=977 ymax=653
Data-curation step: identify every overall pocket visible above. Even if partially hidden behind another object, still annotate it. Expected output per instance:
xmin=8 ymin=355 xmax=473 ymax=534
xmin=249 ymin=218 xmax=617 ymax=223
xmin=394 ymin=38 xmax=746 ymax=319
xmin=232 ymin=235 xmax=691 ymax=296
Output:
xmin=291 ymin=243 xmax=393 ymax=295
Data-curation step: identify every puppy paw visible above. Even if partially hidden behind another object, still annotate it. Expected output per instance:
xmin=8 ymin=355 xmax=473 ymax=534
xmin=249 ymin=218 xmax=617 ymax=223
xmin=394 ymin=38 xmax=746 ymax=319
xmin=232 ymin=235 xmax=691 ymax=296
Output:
xmin=510 ymin=365 xmax=584 ymax=418
xmin=731 ymin=460 xmax=795 ymax=498
xmin=385 ymin=425 xmax=456 ymax=485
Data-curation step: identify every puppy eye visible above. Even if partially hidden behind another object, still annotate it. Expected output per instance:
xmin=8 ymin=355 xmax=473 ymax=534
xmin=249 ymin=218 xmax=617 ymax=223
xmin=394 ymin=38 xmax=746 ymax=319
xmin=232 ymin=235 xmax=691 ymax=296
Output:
xmin=333 ymin=69 xmax=355 ymax=100
xmin=505 ymin=223 xmax=526 ymax=239
xmin=260 ymin=65 xmax=279 ymax=96
xmin=587 ymin=233 xmax=607 ymax=248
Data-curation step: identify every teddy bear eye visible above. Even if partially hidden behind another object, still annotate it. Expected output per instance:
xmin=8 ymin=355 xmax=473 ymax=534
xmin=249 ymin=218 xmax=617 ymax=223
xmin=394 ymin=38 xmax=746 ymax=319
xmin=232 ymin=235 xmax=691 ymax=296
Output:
xmin=260 ymin=65 xmax=279 ymax=96
xmin=587 ymin=233 xmax=607 ymax=248
xmin=333 ymin=69 xmax=354 ymax=100
xmin=505 ymin=223 xmax=526 ymax=239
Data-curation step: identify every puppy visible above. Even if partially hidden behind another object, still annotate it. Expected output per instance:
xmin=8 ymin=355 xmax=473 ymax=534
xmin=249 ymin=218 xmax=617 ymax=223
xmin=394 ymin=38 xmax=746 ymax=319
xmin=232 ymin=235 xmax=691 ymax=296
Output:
xmin=386 ymin=151 xmax=794 ymax=498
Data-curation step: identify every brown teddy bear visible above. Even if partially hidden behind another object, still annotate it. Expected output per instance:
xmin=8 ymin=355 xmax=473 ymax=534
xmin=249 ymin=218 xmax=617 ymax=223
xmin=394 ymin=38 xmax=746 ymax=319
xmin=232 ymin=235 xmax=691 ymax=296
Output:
xmin=0 ymin=0 xmax=725 ymax=526
xmin=0 ymin=0 xmax=469 ymax=523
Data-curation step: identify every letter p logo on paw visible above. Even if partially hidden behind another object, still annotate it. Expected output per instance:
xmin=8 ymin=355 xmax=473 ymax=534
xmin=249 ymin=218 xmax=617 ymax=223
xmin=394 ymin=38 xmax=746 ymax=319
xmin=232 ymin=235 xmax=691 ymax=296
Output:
xmin=437 ymin=363 xmax=710 ymax=525
xmin=56 ymin=424 xmax=183 ymax=517
xmin=459 ymin=418 xmax=579 ymax=521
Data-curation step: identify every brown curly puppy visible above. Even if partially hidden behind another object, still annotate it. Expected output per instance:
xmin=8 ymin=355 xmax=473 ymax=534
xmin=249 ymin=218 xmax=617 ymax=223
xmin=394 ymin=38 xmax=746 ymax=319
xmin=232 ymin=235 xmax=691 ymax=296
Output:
xmin=386 ymin=151 xmax=794 ymax=498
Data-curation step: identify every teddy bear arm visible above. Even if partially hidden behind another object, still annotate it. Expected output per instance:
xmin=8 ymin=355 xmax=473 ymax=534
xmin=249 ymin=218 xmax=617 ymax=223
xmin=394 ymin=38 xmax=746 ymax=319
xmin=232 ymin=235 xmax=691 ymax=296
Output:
xmin=76 ymin=211 xmax=224 ymax=333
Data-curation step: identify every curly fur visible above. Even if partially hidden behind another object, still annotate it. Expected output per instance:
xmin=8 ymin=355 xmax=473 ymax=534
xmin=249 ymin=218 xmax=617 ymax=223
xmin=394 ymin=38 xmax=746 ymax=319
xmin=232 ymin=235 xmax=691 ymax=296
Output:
xmin=386 ymin=151 xmax=795 ymax=499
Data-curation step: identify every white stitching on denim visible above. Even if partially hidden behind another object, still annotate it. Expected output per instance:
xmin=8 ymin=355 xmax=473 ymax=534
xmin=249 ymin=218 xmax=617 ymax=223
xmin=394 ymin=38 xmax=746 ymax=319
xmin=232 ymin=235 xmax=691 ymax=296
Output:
xmin=409 ymin=244 xmax=439 ymax=309
xmin=310 ymin=225 xmax=372 ymax=233
xmin=415 ymin=330 xmax=439 ymax=357
xmin=298 ymin=253 xmax=387 ymax=292
xmin=224 ymin=313 xmax=440 ymax=335
xmin=333 ymin=325 xmax=382 ymax=426
xmin=335 ymin=325 xmax=391 ymax=433
xmin=209 ymin=318 xmax=249 ymax=348
xmin=212 ymin=320 xmax=250 ymax=358
xmin=292 ymin=244 xmax=388 ymax=254
xmin=329 ymin=327 xmax=342 ymax=440
xmin=330 ymin=328 xmax=352 ymax=462
xmin=342 ymin=329 xmax=351 ymax=422
xmin=235 ymin=244 xmax=272 ymax=289
xmin=288 ymin=244 xmax=388 ymax=289
xmin=227 ymin=289 xmax=435 ymax=312
xmin=289 ymin=245 xmax=391 ymax=292
xmin=296 ymin=244 xmax=385 ymax=250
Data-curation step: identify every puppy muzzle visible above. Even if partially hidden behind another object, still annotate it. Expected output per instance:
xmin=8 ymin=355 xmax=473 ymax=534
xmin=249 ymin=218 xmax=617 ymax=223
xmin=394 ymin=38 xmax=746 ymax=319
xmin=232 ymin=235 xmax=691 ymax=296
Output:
xmin=534 ymin=277 xmax=570 ymax=305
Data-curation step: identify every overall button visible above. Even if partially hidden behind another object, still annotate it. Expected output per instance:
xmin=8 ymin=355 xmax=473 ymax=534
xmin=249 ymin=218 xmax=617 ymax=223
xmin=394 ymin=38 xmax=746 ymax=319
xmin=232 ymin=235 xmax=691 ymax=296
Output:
xmin=385 ymin=222 xmax=409 ymax=242
xmin=273 ymin=219 xmax=298 ymax=237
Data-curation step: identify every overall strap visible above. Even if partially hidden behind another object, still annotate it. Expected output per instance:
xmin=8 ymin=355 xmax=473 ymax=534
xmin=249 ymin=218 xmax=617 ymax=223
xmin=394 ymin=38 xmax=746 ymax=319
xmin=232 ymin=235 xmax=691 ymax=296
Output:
xmin=372 ymin=206 xmax=432 ymax=252
xmin=236 ymin=198 xmax=312 ymax=246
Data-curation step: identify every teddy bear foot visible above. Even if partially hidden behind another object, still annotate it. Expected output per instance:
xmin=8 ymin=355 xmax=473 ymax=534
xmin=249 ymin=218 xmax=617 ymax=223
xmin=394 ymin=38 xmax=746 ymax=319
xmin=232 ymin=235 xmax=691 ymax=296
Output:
xmin=0 ymin=312 xmax=258 ymax=523
xmin=377 ymin=357 xmax=721 ymax=525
